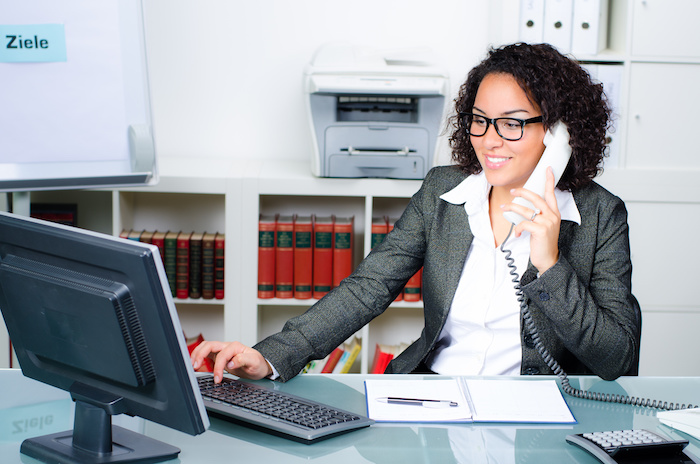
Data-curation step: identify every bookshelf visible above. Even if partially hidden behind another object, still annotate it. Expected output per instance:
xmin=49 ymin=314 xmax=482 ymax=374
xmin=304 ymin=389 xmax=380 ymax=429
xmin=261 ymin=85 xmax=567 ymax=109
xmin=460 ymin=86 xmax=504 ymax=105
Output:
xmin=240 ymin=159 xmax=425 ymax=373
xmin=111 ymin=157 xmax=242 ymax=344
xmin=20 ymin=159 xmax=240 ymax=350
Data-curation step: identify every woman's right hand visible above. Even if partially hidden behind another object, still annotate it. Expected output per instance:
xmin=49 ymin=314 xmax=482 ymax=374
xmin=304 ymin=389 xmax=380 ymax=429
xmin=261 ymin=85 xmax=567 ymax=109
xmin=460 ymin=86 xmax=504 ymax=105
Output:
xmin=190 ymin=340 xmax=273 ymax=383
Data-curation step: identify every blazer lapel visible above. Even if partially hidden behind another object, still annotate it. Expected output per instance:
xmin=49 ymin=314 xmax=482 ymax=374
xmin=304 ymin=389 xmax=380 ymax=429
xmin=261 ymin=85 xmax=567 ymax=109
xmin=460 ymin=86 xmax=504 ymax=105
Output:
xmin=433 ymin=202 xmax=473 ymax=323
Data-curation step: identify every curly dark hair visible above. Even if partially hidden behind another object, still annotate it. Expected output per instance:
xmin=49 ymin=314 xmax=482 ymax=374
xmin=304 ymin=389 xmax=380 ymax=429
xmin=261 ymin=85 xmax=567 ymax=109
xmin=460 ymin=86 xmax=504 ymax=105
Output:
xmin=448 ymin=43 xmax=611 ymax=192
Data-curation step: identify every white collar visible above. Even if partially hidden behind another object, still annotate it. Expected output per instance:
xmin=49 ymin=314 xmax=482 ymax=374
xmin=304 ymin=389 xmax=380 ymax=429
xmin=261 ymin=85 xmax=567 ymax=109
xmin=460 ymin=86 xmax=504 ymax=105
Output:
xmin=439 ymin=171 xmax=581 ymax=225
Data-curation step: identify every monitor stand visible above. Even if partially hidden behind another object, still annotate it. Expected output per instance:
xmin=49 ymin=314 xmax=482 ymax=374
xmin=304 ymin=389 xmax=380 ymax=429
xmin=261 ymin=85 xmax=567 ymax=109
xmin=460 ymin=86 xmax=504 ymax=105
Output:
xmin=20 ymin=397 xmax=180 ymax=464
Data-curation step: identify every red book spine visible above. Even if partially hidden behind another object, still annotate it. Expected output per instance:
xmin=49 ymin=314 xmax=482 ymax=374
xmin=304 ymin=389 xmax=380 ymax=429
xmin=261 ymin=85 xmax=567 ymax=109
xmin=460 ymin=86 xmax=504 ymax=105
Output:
xmin=321 ymin=346 xmax=344 ymax=373
xmin=370 ymin=216 xmax=388 ymax=250
xmin=293 ymin=215 xmax=313 ymax=299
xmin=388 ymin=218 xmax=402 ymax=302
xmin=275 ymin=216 xmax=294 ymax=299
xmin=403 ymin=267 xmax=422 ymax=302
xmin=176 ymin=231 xmax=193 ymax=299
xmin=151 ymin=231 xmax=168 ymax=265
xmin=214 ymin=233 xmax=225 ymax=300
xmin=370 ymin=344 xmax=394 ymax=374
xmin=332 ymin=217 xmax=354 ymax=287
xmin=201 ymin=232 xmax=216 ymax=300
xmin=258 ymin=215 xmax=276 ymax=299
xmin=312 ymin=216 xmax=334 ymax=299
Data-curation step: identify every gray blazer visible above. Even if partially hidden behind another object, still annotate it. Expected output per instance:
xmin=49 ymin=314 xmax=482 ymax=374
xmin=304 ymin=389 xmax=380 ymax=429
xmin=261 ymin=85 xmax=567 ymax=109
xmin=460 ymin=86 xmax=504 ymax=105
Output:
xmin=255 ymin=165 xmax=641 ymax=382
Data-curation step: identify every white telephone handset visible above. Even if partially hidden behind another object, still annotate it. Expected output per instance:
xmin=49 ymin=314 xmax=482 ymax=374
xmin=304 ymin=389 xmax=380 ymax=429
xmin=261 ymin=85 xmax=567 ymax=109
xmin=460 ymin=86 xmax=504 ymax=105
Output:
xmin=503 ymin=121 xmax=572 ymax=225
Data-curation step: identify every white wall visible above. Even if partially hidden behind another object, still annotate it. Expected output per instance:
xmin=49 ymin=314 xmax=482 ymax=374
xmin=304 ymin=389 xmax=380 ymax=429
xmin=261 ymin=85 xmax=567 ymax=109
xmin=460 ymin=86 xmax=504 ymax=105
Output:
xmin=141 ymin=0 xmax=490 ymax=164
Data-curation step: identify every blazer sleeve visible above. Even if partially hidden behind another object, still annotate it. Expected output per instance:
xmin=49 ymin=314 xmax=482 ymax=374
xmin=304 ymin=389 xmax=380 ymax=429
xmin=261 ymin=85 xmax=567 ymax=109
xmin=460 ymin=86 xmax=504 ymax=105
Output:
xmin=521 ymin=183 xmax=641 ymax=380
xmin=252 ymin=167 xmax=456 ymax=381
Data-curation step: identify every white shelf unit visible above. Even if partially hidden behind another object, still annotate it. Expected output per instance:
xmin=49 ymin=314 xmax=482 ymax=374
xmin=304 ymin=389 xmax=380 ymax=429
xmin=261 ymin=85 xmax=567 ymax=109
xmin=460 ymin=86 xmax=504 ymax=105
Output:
xmin=487 ymin=0 xmax=700 ymax=376
xmin=591 ymin=0 xmax=700 ymax=376
xmin=239 ymin=159 xmax=425 ymax=373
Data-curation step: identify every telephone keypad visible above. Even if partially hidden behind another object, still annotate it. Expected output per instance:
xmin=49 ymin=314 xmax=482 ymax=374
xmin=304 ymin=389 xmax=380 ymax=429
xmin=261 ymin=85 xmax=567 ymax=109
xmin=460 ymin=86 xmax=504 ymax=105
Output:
xmin=566 ymin=429 xmax=697 ymax=463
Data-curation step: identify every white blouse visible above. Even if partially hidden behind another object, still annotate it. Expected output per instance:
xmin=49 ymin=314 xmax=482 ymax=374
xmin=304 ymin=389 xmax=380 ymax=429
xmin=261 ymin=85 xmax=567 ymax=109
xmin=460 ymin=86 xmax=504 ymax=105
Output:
xmin=427 ymin=172 xmax=581 ymax=376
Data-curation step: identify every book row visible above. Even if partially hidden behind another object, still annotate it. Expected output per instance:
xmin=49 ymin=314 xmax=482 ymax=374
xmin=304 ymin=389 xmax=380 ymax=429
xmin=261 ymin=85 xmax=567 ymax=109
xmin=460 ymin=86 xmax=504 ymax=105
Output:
xmin=301 ymin=338 xmax=413 ymax=375
xmin=302 ymin=336 xmax=362 ymax=374
xmin=121 ymin=229 xmax=225 ymax=300
xmin=258 ymin=214 xmax=354 ymax=299
xmin=258 ymin=214 xmax=423 ymax=301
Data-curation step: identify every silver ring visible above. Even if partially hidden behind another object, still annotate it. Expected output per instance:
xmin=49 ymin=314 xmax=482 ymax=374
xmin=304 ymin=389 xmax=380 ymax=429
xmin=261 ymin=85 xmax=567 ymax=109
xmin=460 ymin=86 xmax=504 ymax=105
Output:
xmin=530 ymin=209 xmax=541 ymax=221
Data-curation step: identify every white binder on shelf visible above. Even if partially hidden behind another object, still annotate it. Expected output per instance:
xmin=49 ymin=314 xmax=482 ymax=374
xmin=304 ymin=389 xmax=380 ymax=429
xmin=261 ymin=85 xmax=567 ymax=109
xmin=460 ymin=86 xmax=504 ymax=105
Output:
xmin=543 ymin=0 xmax=574 ymax=54
xmin=519 ymin=0 xmax=545 ymax=44
xmin=571 ymin=0 xmax=609 ymax=56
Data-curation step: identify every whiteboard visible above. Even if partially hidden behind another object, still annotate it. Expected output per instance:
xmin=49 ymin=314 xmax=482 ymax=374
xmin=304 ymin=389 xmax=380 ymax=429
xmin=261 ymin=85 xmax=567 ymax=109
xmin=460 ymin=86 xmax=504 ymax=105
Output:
xmin=0 ymin=0 xmax=156 ymax=192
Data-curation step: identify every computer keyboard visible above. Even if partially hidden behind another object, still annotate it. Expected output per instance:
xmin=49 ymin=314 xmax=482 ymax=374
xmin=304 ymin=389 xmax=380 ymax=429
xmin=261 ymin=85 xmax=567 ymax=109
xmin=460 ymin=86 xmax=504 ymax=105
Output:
xmin=197 ymin=375 xmax=374 ymax=443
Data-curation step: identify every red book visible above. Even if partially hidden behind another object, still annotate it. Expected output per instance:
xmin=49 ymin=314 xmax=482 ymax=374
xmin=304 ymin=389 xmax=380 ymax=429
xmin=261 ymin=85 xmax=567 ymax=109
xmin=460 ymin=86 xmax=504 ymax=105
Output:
xmin=275 ymin=215 xmax=294 ymax=299
xmin=403 ymin=267 xmax=422 ymax=302
xmin=176 ymin=231 xmax=193 ymax=299
xmin=321 ymin=346 xmax=345 ymax=373
xmin=388 ymin=218 xmax=402 ymax=302
xmin=370 ymin=344 xmax=395 ymax=374
xmin=332 ymin=216 xmax=354 ymax=287
xmin=258 ymin=215 xmax=276 ymax=299
xmin=312 ymin=216 xmax=334 ymax=299
xmin=370 ymin=216 xmax=388 ymax=250
xmin=201 ymin=232 xmax=216 ymax=300
xmin=293 ymin=215 xmax=313 ymax=299
xmin=214 ymin=233 xmax=225 ymax=300
xmin=151 ymin=230 xmax=167 ymax=265
xmin=189 ymin=231 xmax=204 ymax=299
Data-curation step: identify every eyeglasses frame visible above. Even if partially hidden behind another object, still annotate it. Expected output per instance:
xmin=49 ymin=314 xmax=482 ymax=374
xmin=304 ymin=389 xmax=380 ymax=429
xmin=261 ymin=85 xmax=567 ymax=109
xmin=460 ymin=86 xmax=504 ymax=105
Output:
xmin=460 ymin=112 xmax=544 ymax=141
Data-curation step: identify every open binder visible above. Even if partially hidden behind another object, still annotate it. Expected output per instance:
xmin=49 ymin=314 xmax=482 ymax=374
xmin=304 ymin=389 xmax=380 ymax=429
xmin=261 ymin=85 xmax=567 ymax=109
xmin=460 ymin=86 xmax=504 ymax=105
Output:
xmin=364 ymin=378 xmax=576 ymax=424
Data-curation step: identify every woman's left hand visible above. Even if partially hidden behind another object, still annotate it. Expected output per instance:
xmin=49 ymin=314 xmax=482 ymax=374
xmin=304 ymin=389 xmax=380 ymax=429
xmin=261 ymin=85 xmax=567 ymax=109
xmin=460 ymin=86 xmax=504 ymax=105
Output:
xmin=501 ymin=167 xmax=561 ymax=274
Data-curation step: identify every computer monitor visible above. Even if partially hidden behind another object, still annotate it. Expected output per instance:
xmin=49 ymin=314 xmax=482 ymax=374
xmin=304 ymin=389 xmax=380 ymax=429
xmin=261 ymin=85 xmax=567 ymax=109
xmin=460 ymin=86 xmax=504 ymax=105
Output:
xmin=0 ymin=211 xmax=209 ymax=463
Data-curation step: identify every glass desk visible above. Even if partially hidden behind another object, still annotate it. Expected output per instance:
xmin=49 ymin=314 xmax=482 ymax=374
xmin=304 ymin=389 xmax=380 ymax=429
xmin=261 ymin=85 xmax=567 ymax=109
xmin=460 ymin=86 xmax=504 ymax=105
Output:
xmin=1 ymin=368 xmax=699 ymax=463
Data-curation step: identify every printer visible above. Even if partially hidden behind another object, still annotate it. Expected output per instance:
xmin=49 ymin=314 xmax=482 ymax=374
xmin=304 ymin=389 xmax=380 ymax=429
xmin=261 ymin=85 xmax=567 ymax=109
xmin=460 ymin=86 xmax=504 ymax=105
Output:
xmin=304 ymin=43 xmax=449 ymax=179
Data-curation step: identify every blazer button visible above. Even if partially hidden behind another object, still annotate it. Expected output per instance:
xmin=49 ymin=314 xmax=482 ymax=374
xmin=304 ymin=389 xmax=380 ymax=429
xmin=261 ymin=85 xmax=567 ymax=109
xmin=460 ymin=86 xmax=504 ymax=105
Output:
xmin=524 ymin=333 xmax=535 ymax=348
xmin=523 ymin=367 xmax=540 ymax=375
xmin=539 ymin=291 xmax=550 ymax=301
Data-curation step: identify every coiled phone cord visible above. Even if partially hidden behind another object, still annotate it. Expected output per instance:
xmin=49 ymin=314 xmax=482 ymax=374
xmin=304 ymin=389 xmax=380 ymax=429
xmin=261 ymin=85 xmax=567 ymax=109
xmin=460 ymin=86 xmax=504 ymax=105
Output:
xmin=500 ymin=224 xmax=697 ymax=411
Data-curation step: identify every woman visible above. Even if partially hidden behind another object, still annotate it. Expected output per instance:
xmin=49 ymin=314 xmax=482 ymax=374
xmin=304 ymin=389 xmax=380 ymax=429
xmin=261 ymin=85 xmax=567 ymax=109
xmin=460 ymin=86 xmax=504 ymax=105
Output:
xmin=192 ymin=43 xmax=641 ymax=383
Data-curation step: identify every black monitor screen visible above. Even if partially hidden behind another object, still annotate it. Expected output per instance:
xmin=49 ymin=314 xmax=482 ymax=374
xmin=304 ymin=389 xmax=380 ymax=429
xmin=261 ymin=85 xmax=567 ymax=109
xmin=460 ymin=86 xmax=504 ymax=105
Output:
xmin=0 ymin=211 xmax=209 ymax=463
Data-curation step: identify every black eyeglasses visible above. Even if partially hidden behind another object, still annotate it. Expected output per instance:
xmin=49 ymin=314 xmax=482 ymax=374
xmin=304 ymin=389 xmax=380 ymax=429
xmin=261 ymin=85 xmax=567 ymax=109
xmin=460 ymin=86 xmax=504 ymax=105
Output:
xmin=461 ymin=113 xmax=544 ymax=141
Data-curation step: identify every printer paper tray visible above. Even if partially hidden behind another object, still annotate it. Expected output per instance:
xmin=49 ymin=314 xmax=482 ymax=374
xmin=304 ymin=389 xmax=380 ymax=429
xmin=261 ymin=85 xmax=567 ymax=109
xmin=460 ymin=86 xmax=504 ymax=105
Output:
xmin=328 ymin=154 xmax=425 ymax=179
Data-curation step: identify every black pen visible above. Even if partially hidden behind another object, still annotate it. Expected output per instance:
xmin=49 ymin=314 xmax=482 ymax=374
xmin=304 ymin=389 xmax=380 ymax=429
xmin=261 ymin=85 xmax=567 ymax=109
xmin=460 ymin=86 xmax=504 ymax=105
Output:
xmin=376 ymin=396 xmax=459 ymax=407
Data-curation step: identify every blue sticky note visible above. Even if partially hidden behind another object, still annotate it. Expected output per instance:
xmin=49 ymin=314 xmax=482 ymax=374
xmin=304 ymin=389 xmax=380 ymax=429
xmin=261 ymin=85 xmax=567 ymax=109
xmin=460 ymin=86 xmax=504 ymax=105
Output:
xmin=0 ymin=24 xmax=67 ymax=63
